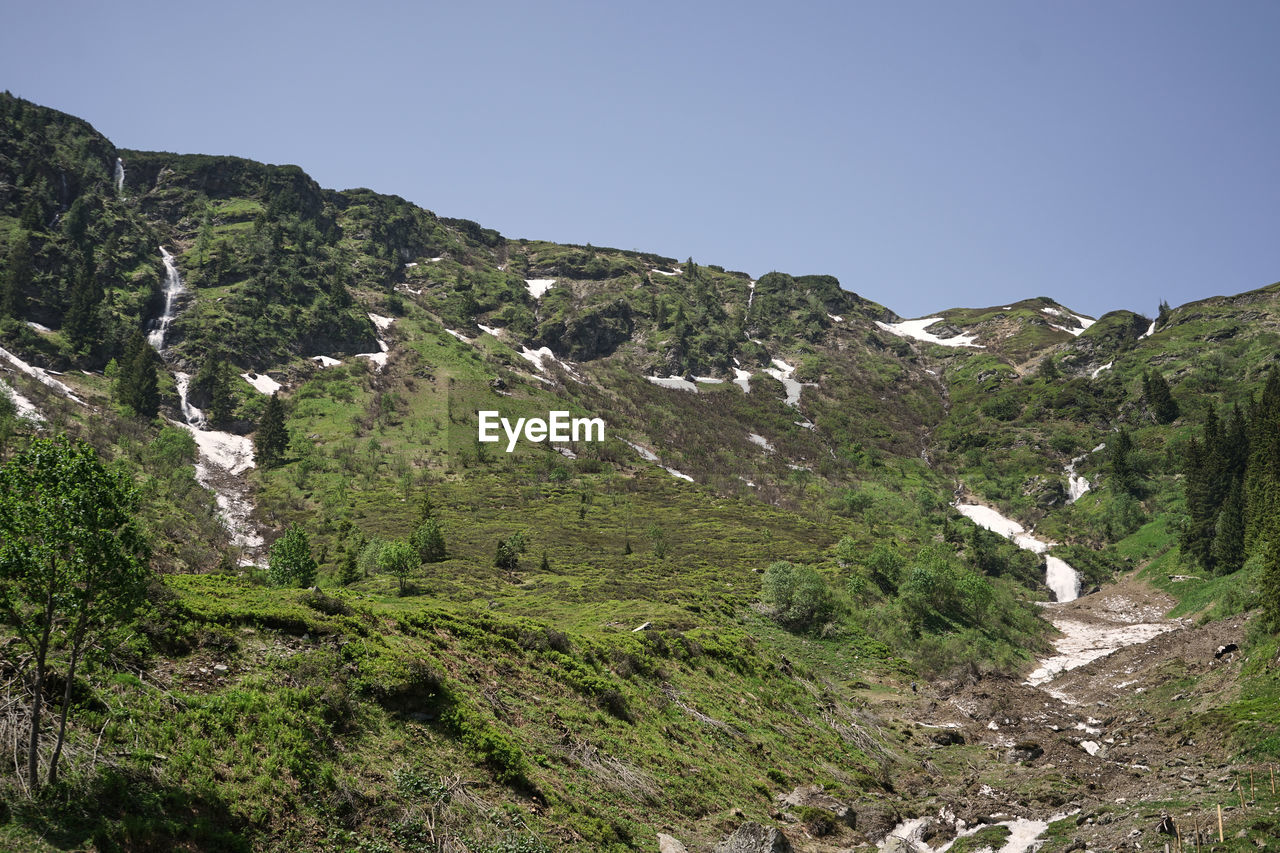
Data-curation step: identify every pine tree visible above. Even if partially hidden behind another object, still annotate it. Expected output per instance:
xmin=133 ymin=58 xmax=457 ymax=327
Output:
xmin=1 ymin=229 xmax=33 ymax=318
xmin=194 ymin=354 xmax=234 ymax=426
xmin=1143 ymin=370 xmax=1180 ymax=424
xmin=1211 ymin=477 xmax=1246 ymax=575
xmin=338 ymin=547 xmax=361 ymax=585
xmin=255 ymin=391 xmax=289 ymax=468
xmin=64 ymin=254 xmax=103 ymax=355
xmin=1110 ymin=427 xmax=1136 ymax=495
xmin=1259 ymin=537 xmax=1280 ymax=632
xmin=117 ymin=330 xmax=159 ymax=418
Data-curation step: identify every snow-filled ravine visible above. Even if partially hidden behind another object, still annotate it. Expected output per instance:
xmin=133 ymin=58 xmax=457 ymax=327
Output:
xmin=148 ymin=249 xmax=266 ymax=563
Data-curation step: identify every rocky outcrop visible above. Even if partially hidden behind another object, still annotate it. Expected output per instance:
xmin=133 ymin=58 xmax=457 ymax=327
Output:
xmin=712 ymin=822 xmax=792 ymax=853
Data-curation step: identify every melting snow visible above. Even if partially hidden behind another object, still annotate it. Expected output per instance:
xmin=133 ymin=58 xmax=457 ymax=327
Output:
xmin=1090 ymin=361 xmax=1113 ymax=379
xmin=876 ymin=318 xmax=984 ymax=348
xmin=312 ymin=355 xmax=341 ymax=367
xmin=1025 ymin=619 xmax=1178 ymax=686
xmin=763 ymin=358 xmax=802 ymax=406
xmin=25 ymin=321 xmax=51 ymax=333
xmin=368 ymin=313 xmax=395 ymax=331
xmin=748 ymin=433 xmax=775 ymax=451
xmin=1 ymin=378 xmax=42 ymax=421
xmin=519 ymin=346 xmax=557 ymax=372
xmin=733 ymin=368 xmax=752 ymax=393
xmin=524 ymin=279 xmax=555 ymax=299
xmin=404 ymin=262 xmax=418 ymax=268
xmin=0 ymin=347 xmax=86 ymax=405
xmin=693 ymin=376 xmax=724 ymax=384
xmin=355 ymin=339 xmax=389 ymax=369
xmin=647 ymin=375 xmax=698 ymax=392
xmin=652 ymin=268 xmax=681 ymax=276
xmin=955 ymin=502 xmax=1079 ymax=601
xmin=624 ymin=440 xmax=693 ymax=482
xmin=828 ymin=313 xmax=843 ymax=322
xmin=240 ymin=372 xmax=282 ymax=395
xmin=445 ymin=329 xmax=473 ymax=343
xmin=477 ymin=324 xmax=501 ymax=336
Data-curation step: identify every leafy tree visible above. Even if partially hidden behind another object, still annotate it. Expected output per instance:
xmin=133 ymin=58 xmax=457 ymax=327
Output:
xmin=495 ymin=531 xmax=527 ymax=572
xmin=377 ymin=539 xmax=416 ymax=595
xmin=255 ymin=391 xmax=289 ymax=467
xmin=412 ymin=517 xmax=446 ymax=563
xmin=0 ymin=436 xmax=150 ymax=791
xmin=761 ymin=561 xmax=838 ymax=633
xmin=268 ymin=525 xmax=317 ymax=588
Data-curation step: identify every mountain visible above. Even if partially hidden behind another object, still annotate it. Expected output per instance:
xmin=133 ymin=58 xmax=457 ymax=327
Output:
xmin=1 ymin=92 xmax=1278 ymax=852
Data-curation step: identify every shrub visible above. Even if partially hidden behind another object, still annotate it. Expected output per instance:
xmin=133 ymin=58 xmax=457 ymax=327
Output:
xmin=761 ymin=561 xmax=839 ymax=633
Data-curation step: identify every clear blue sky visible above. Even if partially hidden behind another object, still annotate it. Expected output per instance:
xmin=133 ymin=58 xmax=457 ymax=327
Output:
xmin=4 ymin=1 xmax=1279 ymax=319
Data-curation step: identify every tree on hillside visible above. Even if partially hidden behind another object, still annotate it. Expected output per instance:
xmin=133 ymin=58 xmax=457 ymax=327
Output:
xmin=255 ymin=391 xmax=288 ymax=467
xmin=64 ymin=253 xmax=104 ymax=355
xmin=0 ymin=436 xmax=151 ymax=791
xmin=1110 ymin=427 xmax=1137 ymax=495
xmin=116 ymin=330 xmax=159 ymax=418
xmin=377 ymin=539 xmax=417 ymax=595
xmin=193 ymin=353 xmax=234 ymax=426
xmin=268 ymin=525 xmax=316 ymax=588
xmin=412 ymin=516 xmax=446 ymax=563
xmin=1142 ymin=370 xmax=1180 ymax=424
xmin=1 ymin=229 xmax=33 ymax=318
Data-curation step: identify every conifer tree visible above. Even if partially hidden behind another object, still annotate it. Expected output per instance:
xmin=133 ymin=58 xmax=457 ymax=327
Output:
xmin=255 ymin=391 xmax=288 ymax=468
xmin=1110 ymin=427 xmax=1136 ymax=495
xmin=412 ymin=516 xmax=446 ymax=563
xmin=117 ymin=330 xmax=159 ymax=418
xmin=64 ymin=254 xmax=103 ymax=355
xmin=1142 ymin=370 xmax=1180 ymax=424
xmin=1 ymin=229 xmax=33 ymax=318
xmin=194 ymin=353 xmax=234 ymax=426
xmin=1211 ymin=478 xmax=1246 ymax=575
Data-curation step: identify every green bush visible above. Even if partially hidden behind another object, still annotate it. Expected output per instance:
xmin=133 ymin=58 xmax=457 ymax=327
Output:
xmin=761 ymin=561 xmax=839 ymax=633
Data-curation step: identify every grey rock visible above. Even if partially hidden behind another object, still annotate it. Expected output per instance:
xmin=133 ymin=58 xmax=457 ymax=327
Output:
xmin=712 ymin=822 xmax=792 ymax=853
xmin=657 ymin=832 xmax=688 ymax=853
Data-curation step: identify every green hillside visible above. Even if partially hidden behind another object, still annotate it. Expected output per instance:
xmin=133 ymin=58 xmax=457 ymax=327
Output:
xmin=1 ymin=93 xmax=1278 ymax=852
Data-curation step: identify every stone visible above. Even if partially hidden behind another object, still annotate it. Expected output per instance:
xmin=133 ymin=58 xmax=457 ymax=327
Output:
xmin=657 ymin=832 xmax=688 ymax=853
xmin=712 ymin=822 xmax=793 ymax=853
xmin=778 ymin=784 xmax=854 ymax=827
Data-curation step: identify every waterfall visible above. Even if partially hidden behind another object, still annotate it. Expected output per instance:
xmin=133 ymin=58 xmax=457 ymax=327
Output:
xmin=955 ymin=502 xmax=1081 ymax=602
xmin=148 ymin=247 xmax=183 ymax=351
xmin=115 ymin=157 xmax=125 ymax=193
xmin=147 ymin=252 xmax=264 ymax=563
xmin=1065 ymin=455 xmax=1090 ymax=503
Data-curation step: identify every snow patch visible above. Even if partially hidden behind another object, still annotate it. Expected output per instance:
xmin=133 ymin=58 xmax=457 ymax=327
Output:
xmin=1065 ymin=455 xmax=1091 ymax=503
xmin=955 ymin=502 xmax=1079 ymax=602
xmin=0 ymin=378 xmax=42 ymax=421
xmin=733 ymin=368 xmax=752 ymax=393
xmin=519 ymin=346 xmax=557 ymax=372
xmin=763 ymin=358 xmax=802 ymax=406
xmin=1090 ymin=361 xmax=1113 ymax=379
xmin=652 ymin=267 xmax=681 ymax=277
xmin=693 ymin=376 xmax=724 ymax=384
xmin=1026 ymin=619 xmax=1178 ymax=686
xmin=747 ymin=433 xmax=775 ymax=452
xmin=445 ymin=329 xmax=473 ymax=343
xmin=624 ymin=440 xmax=693 ymax=482
xmin=828 ymin=313 xmax=843 ymax=322
xmin=477 ymin=324 xmax=501 ymax=336
xmin=311 ymin=355 xmax=341 ymax=367
xmin=25 ymin=321 xmax=51 ymax=333
xmin=524 ymin=279 xmax=555 ymax=299
xmin=876 ymin=317 xmax=984 ymax=348
xmin=239 ymin=372 xmax=282 ymax=395
xmin=0 ymin=347 xmax=86 ymax=405
xmin=368 ymin=313 xmax=395 ymax=331
xmin=647 ymin=375 xmax=698 ymax=392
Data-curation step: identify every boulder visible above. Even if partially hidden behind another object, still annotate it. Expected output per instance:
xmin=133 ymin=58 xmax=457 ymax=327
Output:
xmin=778 ymin=784 xmax=854 ymax=827
xmin=712 ymin=822 xmax=792 ymax=853
xmin=657 ymin=833 xmax=688 ymax=853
